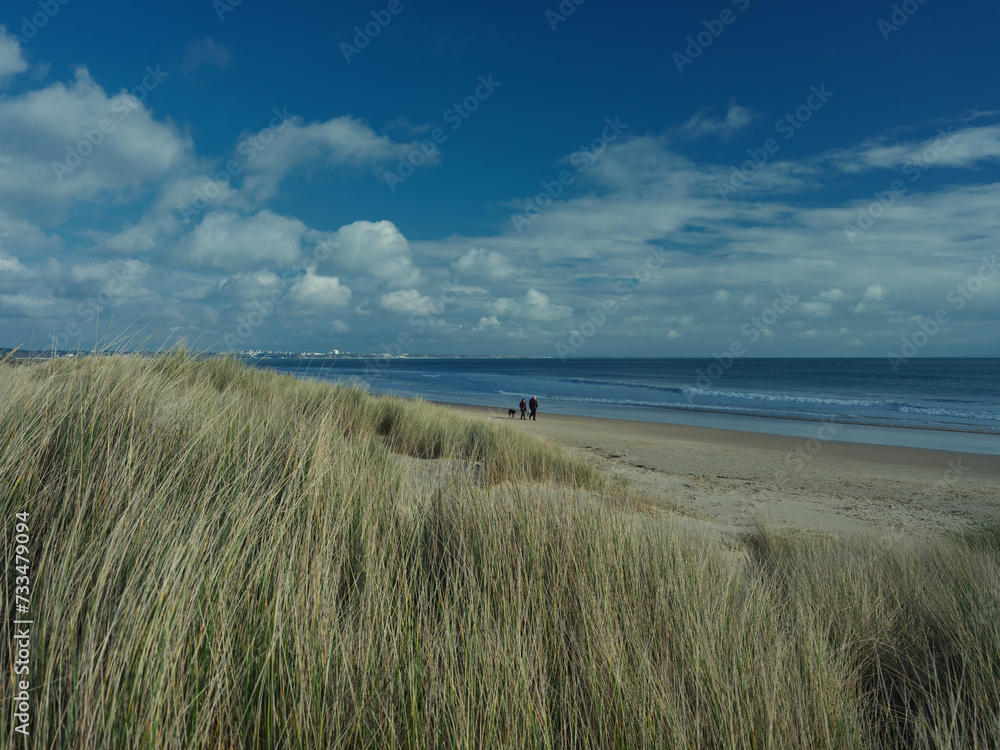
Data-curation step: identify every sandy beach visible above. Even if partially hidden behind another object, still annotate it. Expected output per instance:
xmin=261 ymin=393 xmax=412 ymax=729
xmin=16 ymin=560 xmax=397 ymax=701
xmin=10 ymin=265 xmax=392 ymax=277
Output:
xmin=444 ymin=403 xmax=1000 ymax=539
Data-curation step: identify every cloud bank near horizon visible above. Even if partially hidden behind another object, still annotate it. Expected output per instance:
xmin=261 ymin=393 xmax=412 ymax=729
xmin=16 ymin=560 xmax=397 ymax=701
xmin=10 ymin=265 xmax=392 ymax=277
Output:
xmin=2 ymin=23 xmax=999 ymax=359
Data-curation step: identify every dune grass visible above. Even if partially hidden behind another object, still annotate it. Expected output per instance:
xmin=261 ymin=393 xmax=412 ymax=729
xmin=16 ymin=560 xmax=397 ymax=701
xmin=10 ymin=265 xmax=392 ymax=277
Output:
xmin=1 ymin=352 xmax=997 ymax=748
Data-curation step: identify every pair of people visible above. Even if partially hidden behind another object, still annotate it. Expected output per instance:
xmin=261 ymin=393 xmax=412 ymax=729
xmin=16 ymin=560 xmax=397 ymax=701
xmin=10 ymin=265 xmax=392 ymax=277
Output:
xmin=519 ymin=396 xmax=538 ymax=421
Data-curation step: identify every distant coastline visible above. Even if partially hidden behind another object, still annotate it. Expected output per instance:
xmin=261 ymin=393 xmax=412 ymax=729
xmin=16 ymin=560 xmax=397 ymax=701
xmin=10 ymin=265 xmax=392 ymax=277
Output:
xmin=6 ymin=347 xmax=1000 ymax=360
xmin=251 ymin=356 xmax=1000 ymax=454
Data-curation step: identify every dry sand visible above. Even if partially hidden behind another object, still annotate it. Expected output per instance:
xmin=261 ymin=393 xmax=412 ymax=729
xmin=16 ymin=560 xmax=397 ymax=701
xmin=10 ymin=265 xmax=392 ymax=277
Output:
xmin=444 ymin=403 xmax=1000 ymax=540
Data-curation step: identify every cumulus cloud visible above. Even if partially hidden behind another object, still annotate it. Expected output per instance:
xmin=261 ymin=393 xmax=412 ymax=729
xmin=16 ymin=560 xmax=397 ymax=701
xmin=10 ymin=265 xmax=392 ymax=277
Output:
xmin=522 ymin=289 xmax=572 ymax=321
xmin=0 ymin=26 xmax=28 ymax=84
xmin=0 ymin=252 xmax=26 ymax=274
xmin=662 ymin=314 xmax=694 ymax=327
xmin=450 ymin=247 xmax=517 ymax=280
xmin=0 ymin=48 xmax=442 ymax=350
xmin=800 ymin=301 xmax=833 ymax=317
xmin=212 ymin=271 xmax=282 ymax=302
xmin=317 ymin=220 xmax=419 ymax=288
xmin=407 ymin=121 xmax=1000 ymax=353
xmin=488 ymin=289 xmax=572 ymax=322
xmin=172 ymin=210 xmax=306 ymax=271
xmin=378 ymin=289 xmax=435 ymax=316
xmin=0 ymin=66 xmax=191 ymax=206
xmin=95 ymin=215 xmax=179 ymax=255
xmin=863 ymin=284 xmax=887 ymax=301
xmin=289 ymin=271 xmax=351 ymax=308
xmin=0 ymin=210 xmax=61 ymax=254
xmin=486 ymin=296 xmax=522 ymax=318
xmin=850 ymin=285 xmax=890 ymax=314
xmin=18 ymin=258 xmax=153 ymax=323
xmin=2 ymin=40 xmax=999 ymax=357
xmin=62 ymin=258 xmax=149 ymax=293
xmin=0 ymin=292 xmax=54 ymax=317
xmin=239 ymin=116 xmax=429 ymax=203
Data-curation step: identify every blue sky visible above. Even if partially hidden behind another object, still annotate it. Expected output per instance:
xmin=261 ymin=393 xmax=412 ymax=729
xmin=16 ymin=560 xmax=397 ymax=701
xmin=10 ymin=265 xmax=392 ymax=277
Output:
xmin=2 ymin=0 xmax=999 ymax=357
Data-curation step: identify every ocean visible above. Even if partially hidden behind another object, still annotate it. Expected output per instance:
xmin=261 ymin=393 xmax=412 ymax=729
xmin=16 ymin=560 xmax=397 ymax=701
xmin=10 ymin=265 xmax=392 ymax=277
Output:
xmin=253 ymin=357 xmax=1000 ymax=455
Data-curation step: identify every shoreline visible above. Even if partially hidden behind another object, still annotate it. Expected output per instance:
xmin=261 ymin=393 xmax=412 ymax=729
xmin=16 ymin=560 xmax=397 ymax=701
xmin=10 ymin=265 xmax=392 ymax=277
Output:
xmin=628 ymin=403 xmax=1000 ymax=435
xmin=406 ymin=389 xmax=1000 ymax=443
xmin=439 ymin=401 xmax=1000 ymax=539
xmin=429 ymin=398 xmax=1000 ymax=456
xmin=257 ymin=359 xmax=1000 ymax=441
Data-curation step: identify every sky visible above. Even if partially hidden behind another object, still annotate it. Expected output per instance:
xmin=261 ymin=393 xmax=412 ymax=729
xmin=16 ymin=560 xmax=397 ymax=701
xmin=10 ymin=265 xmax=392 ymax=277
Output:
xmin=1 ymin=0 xmax=999 ymax=357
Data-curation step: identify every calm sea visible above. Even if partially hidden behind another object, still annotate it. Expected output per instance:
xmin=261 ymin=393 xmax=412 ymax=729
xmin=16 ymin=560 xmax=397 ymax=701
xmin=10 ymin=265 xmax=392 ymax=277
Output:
xmin=254 ymin=357 xmax=1000 ymax=454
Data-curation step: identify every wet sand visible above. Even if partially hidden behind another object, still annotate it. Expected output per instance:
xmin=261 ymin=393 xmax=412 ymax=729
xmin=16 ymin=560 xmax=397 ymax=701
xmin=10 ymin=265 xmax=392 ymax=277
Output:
xmin=443 ymin=403 xmax=1000 ymax=539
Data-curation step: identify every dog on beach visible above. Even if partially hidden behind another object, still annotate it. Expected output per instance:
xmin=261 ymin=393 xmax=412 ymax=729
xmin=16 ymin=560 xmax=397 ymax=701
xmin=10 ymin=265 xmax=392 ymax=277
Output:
xmin=508 ymin=408 xmax=517 ymax=418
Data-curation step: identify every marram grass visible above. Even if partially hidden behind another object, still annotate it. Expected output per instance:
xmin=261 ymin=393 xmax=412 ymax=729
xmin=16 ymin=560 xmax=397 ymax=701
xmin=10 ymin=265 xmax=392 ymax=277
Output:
xmin=1 ymin=353 xmax=998 ymax=748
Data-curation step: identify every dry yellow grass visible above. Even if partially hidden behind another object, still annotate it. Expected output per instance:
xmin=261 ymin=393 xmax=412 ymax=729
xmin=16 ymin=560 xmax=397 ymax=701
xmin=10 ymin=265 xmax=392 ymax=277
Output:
xmin=1 ymin=352 xmax=997 ymax=748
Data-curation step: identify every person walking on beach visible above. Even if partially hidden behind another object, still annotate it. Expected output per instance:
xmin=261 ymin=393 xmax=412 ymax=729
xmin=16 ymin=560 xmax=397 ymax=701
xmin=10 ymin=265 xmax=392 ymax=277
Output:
xmin=528 ymin=396 xmax=538 ymax=420
xmin=519 ymin=398 xmax=527 ymax=420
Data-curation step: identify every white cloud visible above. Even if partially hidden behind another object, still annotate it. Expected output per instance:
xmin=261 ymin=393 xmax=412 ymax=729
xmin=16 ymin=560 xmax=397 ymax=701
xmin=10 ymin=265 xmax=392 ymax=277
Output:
xmin=832 ymin=124 xmax=1000 ymax=173
xmin=409 ymin=124 xmax=1000 ymax=354
xmin=679 ymin=102 xmax=755 ymax=141
xmin=0 ymin=252 xmax=26 ymax=274
xmin=863 ymin=284 xmax=887 ymax=301
xmin=317 ymin=220 xmax=419 ymax=288
xmin=212 ymin=270 xmax=281 ymax=302
xmin=0 ymin=211 xmax=64 ymax=257
xmin=87 ymin=212 xmax=184 ymax=256
xmin=378 ymin=289 xmax=435 ymax=316
xmin=450 ymin=247 xmax=517 ymax=280
xmin=848 ymin=284 xmax=889 ymax=314
xmin=40 ymin=259 xmax=152 ymax=309
xmin=289 ymin=271 xmax=351 ymax=308
xmin=240 ymin=117 xmax=429 ymax=203
xmin=521 ymin=289 xmax=572 ymax=322
xmin=173 ymin=210 xmax=306 ymax=271
xmin=0 ymin=292 xmax=54 ymax=317
xmin=0 ymin=66 xmax=191 ymax=206
xmin=2 ymin=47 xmax=999 ymax=357
xmin=0 ymin=26 xmax=28 ymax=84
xmin=486 ymin=297 xmax=522 ymax=318
xmin=800 ymin=301 xmax=833 ymax=317
xmin=66 ymin=258 xmax=148 ymax=287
